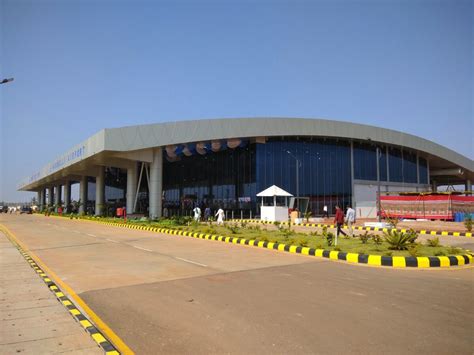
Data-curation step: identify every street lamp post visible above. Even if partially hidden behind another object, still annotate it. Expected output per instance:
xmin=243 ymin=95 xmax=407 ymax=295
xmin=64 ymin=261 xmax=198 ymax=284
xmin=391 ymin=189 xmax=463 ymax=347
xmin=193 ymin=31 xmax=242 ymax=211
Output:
xmin=376 ymin=146 xmax=382 ymax=222
xmin=286 ymin=150 xmax=300 ymax=210
xmin=0 ymin=78 xmax=14 ymax=84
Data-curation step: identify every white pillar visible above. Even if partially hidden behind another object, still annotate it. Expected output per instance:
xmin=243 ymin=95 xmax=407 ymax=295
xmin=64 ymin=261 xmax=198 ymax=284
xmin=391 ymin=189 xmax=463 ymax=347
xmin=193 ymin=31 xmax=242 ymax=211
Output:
xmin=79 ymin=176 xmax=88 ymax=214
xmin=55 ymin=184 xmax=61 ymax=211
xmin=126 ymin=163 xmax=138 ymax=213
xmin=64 ymin=181 xmax=71 ymax=213
xmin=95 ymin=167 xmax=105 ymax=216
xmin=149 ymin=148 xmax=163 ymax=219
xmin=48 ymin=186 xmax=54 ymax=207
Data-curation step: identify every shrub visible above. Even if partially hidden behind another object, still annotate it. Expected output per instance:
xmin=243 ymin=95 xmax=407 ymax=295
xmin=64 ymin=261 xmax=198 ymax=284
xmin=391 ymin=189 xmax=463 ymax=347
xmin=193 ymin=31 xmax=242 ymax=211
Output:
xmin=280 ymin=229 xmax=294 ymax=237
xmin=334 ymin=246 xmax=341 ymax=251
xmin=435 ymin=251 xmax=446 ymax=256
xmin=407 ymin=243 xmax=421 ymax=257
xmin=225 ymin=224 xmax=239 ymax=234
xmin=326 ymin=232 xmax=334 ymax=246
xmin=385 ymin=214 xmax=400 ymax=228
xmin=294 ymin=237 xmax=309 ymax=247
xmin=322 ymin=225 xmax=328 ymax=236
xmin=426 ymin=237 xmax=440 ymax=247
xmin=465 ymin=215 xmax=473 ymax=232
xmin=372 ymin=234 xmax=383 ymax=245
xmin=383 ymin=229 xmax=418 ymax=250
xmin=204 ymin=227 xmax=217 ymax=235
xmin=384 ymin=251 xmax=393 ymax=257
xmin=304 ymin=211 xmax=312 ymax=223
xmin=359 ymin=231 xmax=370 ymax=244
xmin=447 ymin=246 xmax=462 ymax=255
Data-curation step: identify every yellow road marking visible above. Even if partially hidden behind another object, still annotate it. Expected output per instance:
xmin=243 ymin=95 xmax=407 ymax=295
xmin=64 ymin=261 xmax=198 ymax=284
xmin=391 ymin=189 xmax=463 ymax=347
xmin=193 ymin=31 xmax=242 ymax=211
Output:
xmin=0 ymin=223 xmax=134 ymax=355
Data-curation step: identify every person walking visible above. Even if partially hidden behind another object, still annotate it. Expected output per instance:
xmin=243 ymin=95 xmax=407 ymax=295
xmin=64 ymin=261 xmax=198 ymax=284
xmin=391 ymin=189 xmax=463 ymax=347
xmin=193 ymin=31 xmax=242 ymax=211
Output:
xmin=334 ymin=205 xmax=347 ymax=239
xmin=215 ymin=207 xmax=225 ymax=225
xmin=204 ymin=206 xmax=211 ymax=221
xmin=323 ymin=205 xmax=329 ymax=218
xmin=193 ymin=205 xmax=201 ymax=222
xmin=345 ymin=205 xmax=356 ymax=237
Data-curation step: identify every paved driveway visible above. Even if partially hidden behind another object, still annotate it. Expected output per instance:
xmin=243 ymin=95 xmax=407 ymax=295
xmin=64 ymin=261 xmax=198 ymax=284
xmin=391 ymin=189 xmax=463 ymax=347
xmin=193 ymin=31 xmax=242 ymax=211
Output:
xmin=1 ymin=214 xmax=472 ymax=354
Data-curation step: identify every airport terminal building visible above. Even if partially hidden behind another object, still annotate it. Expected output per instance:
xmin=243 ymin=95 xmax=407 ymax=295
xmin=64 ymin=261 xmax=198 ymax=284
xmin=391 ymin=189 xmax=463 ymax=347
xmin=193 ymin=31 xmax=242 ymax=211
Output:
xmin=19 ymin=118 xmax=474 ymax=218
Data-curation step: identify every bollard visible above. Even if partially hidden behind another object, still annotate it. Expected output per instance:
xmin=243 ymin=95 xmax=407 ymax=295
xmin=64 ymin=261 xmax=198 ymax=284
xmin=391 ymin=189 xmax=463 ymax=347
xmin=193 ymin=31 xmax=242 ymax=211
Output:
xmin=250 ymin=210 xmax=252 ymax=220
xmin=232 ymin=210 xmax=234 ymax=220
xmin=241 ymin=210 xmax=243 ymax=220
xmin=225 ymin=210 xmax=228 ymax=221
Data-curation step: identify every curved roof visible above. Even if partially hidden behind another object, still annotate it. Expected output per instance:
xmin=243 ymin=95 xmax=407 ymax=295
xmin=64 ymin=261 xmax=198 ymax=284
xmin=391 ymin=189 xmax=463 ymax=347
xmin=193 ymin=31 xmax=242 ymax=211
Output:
xmin=19 ymin=117 xmax=473 ymax=191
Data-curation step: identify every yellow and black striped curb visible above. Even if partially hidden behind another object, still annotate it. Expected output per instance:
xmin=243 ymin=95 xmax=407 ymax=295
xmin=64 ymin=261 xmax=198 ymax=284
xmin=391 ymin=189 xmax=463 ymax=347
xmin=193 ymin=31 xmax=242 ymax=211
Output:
xmin=78 ymin=218 xmax=473 ymax=268
xmin=1 ymin=228 xmax=120 ymax=355
xmin=231 ymin=219 xmax=473 ymax=238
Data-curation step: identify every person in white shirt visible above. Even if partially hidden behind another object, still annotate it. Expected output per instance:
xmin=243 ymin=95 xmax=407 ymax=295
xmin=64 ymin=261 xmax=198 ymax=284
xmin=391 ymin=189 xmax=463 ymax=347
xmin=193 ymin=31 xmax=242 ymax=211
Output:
xmin=323 ymin=205 xmax=329 ymax=218
xmin=215 ymin=208 xmax=225 ymax=225
xmin=345 ymin=205 xmax=356 ymax=237
xmin=193 ymin=206 xmax=201 ymax=222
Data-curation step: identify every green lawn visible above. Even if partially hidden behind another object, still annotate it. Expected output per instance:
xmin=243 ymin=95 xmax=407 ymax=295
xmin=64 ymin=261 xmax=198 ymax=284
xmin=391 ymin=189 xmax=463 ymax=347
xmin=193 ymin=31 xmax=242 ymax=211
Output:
xmin=81 ymin=216 xmax=468 ymax=258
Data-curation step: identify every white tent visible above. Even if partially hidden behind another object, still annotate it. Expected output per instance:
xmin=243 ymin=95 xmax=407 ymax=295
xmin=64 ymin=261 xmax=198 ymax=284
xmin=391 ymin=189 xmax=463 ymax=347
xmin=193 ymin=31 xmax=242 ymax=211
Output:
xmin=256 ymin=185 xmax=293 ymax=197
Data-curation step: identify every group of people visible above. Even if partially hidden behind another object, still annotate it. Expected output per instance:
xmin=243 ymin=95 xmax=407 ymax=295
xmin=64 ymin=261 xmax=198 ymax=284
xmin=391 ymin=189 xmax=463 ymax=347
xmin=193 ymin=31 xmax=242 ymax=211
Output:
xmin=333 ymin=204 xmax=356 ymax=238
xmin=193 ymin=206 xmax=225 ymax=225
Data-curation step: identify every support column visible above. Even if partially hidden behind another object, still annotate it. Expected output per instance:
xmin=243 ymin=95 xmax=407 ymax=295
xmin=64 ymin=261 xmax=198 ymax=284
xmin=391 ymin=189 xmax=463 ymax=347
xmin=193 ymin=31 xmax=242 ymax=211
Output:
xmin=37 ymin=191 xmax=42 ymax=211
xmin=48 ymin=186 xmax=54 ymax=207
xmin=126 ymin=163 xmax=138 ymax=214
xmin=40 ymin=188 xmax=46 ymax=211
xmin=466 ymin=179 xmax=472 ymax=195
xmin=64 ymin=180 xmax=71 ymax=213
xmin=55 ymin=184 xmax=62 ymax=211
xmin=95 ymin=167 xmax=105 ymax=216
xmin=79 ymin=176 xmax=88 ymax=214
xmin=149 ymin=148 xmax=163 ymax=219
xmin=431 ymin=180 xmax=437 ymax=193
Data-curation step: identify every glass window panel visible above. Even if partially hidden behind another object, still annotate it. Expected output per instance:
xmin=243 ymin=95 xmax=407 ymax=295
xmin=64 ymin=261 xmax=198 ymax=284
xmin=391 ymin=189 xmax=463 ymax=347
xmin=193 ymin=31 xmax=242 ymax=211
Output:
xmin=403 ymin=151 xmax=418 ymax=183
xmin=419 ymin=157 xmax=428 ymax=184
xmin=389 ymin=147 xmax=403 ymax=182
xmin=353 ymin=142 xmax=376 ymax=180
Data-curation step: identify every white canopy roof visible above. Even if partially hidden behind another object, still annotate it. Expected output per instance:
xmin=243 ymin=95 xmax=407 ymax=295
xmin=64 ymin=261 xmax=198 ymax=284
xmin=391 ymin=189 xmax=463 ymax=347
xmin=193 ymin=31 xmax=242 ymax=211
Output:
xmin=256 ymin=185 xmax=293 ymax=197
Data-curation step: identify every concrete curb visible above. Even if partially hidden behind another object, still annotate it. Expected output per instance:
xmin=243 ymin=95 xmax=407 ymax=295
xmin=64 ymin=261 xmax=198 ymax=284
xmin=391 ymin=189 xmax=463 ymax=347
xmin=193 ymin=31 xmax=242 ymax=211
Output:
xmin=73 ymin=217 xmax=473 ymax=269
xmin=232 ymin=219 xmax=473 ymax=237
xmin=0 ymin=224 xmax=121 ymax=355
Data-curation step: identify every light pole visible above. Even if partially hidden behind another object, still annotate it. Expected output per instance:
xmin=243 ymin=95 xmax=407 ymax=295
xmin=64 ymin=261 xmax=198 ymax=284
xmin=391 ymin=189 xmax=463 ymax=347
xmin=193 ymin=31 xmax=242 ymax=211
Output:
xmin=376 ymin=146 xmax=382 ymax=222
xmin=0 ymin=78 xmax=14 ymax=84
xmin=286 ymin=150 xmax=300 ymax=210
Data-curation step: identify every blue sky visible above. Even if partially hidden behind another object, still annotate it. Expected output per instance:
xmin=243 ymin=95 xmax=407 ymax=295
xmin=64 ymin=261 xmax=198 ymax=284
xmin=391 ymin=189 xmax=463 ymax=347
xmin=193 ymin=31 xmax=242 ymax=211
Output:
xmin=1 ymin=0 xmax=472 ymax=202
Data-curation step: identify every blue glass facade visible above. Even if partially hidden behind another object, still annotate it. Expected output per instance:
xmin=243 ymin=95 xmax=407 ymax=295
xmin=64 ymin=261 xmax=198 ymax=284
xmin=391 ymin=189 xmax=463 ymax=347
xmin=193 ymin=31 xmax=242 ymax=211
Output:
xmin=419 ymin=157 xmax=428 ymax=184
xmin=353 ymin=143 xmax=387 ymax=181
xmin=163 ymin=144 xmax=256 ymax=212
xmin=388 ymin=148 xmax=420 ymax=183
xmin=256 ymin=138 xmax=352 ymax=214
xmin=163 ymin=138 xmax=352 ymax=215
xmin=159 ymin=137 xmax=429 ymax=216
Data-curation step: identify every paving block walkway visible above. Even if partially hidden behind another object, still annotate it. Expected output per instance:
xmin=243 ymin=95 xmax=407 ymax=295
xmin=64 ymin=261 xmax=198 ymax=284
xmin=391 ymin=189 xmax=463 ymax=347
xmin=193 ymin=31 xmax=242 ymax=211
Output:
xmin=0 ymin=232 xmax=102 ymax=354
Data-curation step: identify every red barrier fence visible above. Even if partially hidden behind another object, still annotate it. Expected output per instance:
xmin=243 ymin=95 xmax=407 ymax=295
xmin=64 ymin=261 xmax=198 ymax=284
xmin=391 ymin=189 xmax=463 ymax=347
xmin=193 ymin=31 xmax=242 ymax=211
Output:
xmin=380 ymin=195 xmax=474 ymax=220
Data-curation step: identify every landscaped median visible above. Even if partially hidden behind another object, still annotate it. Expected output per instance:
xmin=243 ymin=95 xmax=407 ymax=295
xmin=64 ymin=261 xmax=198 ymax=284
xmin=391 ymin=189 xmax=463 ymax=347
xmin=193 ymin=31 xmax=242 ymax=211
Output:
xmin=42 ymin=214 xmax=473 ymax=269
xmin=232 ymin=219 xmax=473 ymax=237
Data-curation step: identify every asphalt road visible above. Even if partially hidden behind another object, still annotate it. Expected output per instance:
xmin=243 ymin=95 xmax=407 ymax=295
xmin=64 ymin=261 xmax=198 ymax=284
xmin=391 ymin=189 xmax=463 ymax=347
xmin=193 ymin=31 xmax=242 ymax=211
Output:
xmin=1 ymin=214 xmax=473 ymax=354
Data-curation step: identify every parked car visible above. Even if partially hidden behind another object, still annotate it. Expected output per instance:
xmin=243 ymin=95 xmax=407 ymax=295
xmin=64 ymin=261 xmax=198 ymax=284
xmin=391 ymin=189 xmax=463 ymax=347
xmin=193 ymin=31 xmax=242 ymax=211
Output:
xmin=20 ymin=206 xmax=32 ymax=214
xmin=0 ymin=206 xmax=7 ymax=213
